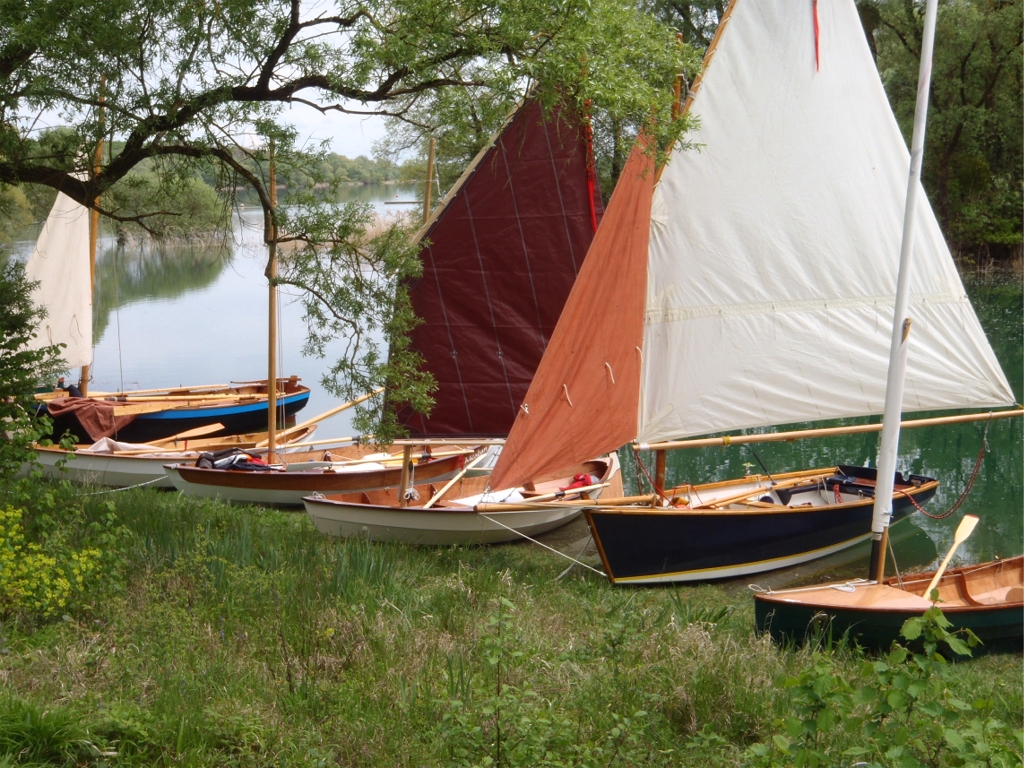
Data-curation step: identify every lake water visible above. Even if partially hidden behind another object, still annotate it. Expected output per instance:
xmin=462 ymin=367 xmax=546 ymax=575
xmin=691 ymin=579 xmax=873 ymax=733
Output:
xmin=9 ymin=183 xmax=421 ymax=442
xmin=7 ymin=184 xmax=1021 ymax=574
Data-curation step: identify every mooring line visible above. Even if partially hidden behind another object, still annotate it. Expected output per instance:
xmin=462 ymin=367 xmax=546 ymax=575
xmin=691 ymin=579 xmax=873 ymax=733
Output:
xmin=76 ymin=476 xmax=165 ymax=496
xmin=476 ymin=513 xmax=606 ymax=578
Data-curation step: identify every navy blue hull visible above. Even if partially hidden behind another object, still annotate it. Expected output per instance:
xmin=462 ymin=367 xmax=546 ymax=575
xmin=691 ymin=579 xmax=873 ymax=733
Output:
xmin=47 ymin=390 xmax=310 ymax=444
xmin=586 ymin=468 xmax=937 ymax=584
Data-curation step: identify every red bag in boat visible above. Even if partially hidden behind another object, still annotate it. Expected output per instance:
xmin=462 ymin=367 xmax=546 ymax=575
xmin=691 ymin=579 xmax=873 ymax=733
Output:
xmin=559 ymin=473 xmax=597 ymax=491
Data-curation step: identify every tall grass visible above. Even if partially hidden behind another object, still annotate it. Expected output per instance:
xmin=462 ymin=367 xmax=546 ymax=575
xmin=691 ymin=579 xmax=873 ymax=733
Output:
xmin=0 ymin=482 xmax=1018 ymax=766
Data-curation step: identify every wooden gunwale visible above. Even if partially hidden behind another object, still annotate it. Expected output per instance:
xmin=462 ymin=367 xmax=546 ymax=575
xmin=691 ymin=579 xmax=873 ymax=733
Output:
xmin=308 ymin=457 xmax=615 ymax=515
xmin=756 ymin=557 xmax=1023 ymax=615
xmin=588 ymin=480 xmax=937 ymax=517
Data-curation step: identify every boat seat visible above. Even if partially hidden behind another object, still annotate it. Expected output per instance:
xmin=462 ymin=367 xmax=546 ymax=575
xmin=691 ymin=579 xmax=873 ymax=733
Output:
xmin=967 ymin=585 xmax=1024 ymax=606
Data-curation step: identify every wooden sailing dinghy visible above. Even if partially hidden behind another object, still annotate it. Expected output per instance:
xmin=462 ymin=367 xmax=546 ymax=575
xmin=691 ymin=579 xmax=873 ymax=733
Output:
xmin=169 ymin=97 xmax=604 ymax=509
xmin=38 ymin=379 xmax=310 ymax=444
xmin=165 ymin=446 xmax=483 ymax=507
xmin=486 ymin=0 xmax=1017 ymax=585
xmin=754 ymin=556 xmax=1024 ymax=653
xmin=304 ymin=455 xmax=619 ymax=545
xmin=24 ymin=161 xmax=308 ymax=444
xmin=586 ymin=466 xmax=937 ymax=584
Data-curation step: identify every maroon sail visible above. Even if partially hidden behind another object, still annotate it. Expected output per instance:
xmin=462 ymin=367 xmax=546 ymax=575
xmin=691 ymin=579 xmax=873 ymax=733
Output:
xmin=398 ymin=99 xmax=603 ymax=437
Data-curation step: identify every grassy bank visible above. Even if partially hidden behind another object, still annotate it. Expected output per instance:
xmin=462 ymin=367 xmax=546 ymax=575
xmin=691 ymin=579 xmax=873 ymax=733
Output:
xmin=0 ymin=481 xmax=1020 ymax=767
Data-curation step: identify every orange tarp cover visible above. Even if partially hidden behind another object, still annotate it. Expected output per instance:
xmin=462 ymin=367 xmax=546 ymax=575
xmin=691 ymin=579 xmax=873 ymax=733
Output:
xmin=489 ymin=141 xmax=654 ymax=491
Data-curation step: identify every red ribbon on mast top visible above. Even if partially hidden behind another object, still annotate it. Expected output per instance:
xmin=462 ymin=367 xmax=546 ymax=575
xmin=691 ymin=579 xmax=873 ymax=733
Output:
xmin=813 ymin=0 xmax=821 ymax=71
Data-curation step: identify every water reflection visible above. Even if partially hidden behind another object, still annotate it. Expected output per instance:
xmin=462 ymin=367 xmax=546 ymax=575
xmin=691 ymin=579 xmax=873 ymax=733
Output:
xmin=92 ymin=244 xmax=230 ymax=342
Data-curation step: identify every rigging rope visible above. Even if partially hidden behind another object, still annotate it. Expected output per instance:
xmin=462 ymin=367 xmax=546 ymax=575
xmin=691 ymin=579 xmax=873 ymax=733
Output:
xmin=632 ymin=447 xmax=666 ymax=501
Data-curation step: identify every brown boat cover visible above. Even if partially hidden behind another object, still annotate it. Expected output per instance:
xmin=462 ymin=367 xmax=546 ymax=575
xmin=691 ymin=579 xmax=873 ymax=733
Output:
xmin=489 ymin=140 xmax=654 ymax=491
xmin=397 ymin=99 xmax=604 ymax=437
xmin=45 ymin=398 xmax=137 ymax=441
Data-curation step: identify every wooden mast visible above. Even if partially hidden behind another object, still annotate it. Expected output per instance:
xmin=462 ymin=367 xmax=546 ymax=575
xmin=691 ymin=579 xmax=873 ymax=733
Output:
xmin=79 ymin=79 xmax=104 ymax=396
xmin=423 ymin=137 xmax=436 ymax=224
xmin=266 ymin=142 xmax=279 ymax=463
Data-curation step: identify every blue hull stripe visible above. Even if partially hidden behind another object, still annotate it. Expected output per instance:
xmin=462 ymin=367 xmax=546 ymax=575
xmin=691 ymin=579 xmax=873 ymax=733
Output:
xmin=136 ymin=391 xmax=310 ymax=420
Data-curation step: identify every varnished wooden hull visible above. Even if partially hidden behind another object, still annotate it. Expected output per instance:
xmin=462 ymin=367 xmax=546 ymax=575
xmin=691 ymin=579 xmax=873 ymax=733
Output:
xmin=585 ymin=466 xmax=938 ymax=584
xmin=166 ymin=449 xmax=479 ymax=507
xmin=754 ymin=556 xmax=1024 ymax=653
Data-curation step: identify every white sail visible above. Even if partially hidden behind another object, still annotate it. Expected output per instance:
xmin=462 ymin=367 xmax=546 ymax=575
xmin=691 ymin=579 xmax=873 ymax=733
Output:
xmin=637 ymin=0 xmax=1014 ymax=444
xmin=24 ymin=186 xmax=92 ymax=369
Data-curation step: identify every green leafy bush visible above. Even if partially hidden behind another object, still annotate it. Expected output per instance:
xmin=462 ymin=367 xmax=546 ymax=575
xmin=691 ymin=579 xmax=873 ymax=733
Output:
xmin=0 ymin=505 xmax=101 ymax=618
xmin=746 ymin=608 xmax=1023 ymax=767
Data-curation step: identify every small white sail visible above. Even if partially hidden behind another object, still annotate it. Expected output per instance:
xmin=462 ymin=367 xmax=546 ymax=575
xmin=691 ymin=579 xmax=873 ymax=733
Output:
xmin=637 ymin=0 xmax=1014 ymax=444
xmin=24 ymin=185 xmax=92 ymax=369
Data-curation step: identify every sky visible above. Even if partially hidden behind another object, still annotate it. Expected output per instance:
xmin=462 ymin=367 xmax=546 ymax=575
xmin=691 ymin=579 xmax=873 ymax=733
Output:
xmin=275 ymin=102 xmax=388 ymax=159
xmin=24 ymin=100 xmax=390 ymax=162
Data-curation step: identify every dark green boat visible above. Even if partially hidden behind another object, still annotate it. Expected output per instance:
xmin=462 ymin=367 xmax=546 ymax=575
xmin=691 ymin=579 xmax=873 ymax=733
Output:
xmin=754 ymin=556 xmax=1024 ymax=654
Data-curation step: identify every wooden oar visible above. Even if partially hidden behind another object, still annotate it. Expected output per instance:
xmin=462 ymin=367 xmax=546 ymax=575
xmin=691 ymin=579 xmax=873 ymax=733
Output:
xmin=256 ymin=387 xmax=384 ymax=447
xmin=264 ymin=435 xmax=366 ymax=450
xmin=924 ymin=514 xmax=980 ymax=598
xmin=152 ymin=423 xmax=225 ymax=444
xmin=475 ymin=493 xmax=655 ymax=514
xmin=423 ymin=453 xmax=489 ymax=509
xmin=291 ymin=448 xmax=475 ymax=470
xmin=691 ymin=472 xmax=831 ymax=510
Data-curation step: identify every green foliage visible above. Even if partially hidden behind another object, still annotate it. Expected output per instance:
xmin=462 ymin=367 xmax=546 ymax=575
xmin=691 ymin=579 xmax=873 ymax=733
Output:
xmin=0 ymin=185 xmax=32 ymax=242
xmin=104 ymin=169 xmax=229 ymax=242
xmin=0 ymin=261 xmax=65 ymax=497
xmin=0 ymin=696 xmax=97 ymax=765
xmin=0 ymin=505 xmax=101 ymax=618
xmin=276 ymin=197 xmax=432 ymax=444
xmin=0 ymin=261 xmax=64 ymax=417
xmin=864 ymin=0 xmax=1023 ymax=261
xmin=0 ymin=479 xmax=1017 ymax=766
xmin=639 ymin=0 xmax=726 ymax=48
xmin=746 ymin=607 xmax=1023 ymax=768
xmin=377 ymin=0 xmax=701 ymax=201
xmin=436 ymin=593 xmax=655 ymax=767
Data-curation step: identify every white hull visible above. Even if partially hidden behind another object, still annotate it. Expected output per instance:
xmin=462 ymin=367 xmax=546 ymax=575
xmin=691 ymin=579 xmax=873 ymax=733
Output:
xmin=35 ymin=448 xmax=178 ymax=489
xmin=304 ymin=499 xmax=584 ymax=545
xmin=304 ymin=453 xmax=619 ymax=545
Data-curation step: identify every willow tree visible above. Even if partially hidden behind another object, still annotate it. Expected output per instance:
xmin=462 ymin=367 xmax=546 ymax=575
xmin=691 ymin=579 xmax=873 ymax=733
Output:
xmin=1 ymin=0 xmax=693 ymax=440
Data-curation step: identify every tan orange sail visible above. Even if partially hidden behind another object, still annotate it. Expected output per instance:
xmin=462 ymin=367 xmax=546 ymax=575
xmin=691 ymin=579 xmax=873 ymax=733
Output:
xmin=489 ymin=140 xmax=654 ymax=491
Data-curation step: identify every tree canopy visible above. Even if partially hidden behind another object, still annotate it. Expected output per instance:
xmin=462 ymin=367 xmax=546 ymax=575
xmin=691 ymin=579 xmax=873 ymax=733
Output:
xmin=1 ymin=0 xmax=694 ymax=441
xmin=1 ymin=0 xmax=690 ymax=223
xmin=863 ymin=0 xmax=1022 ymax=262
